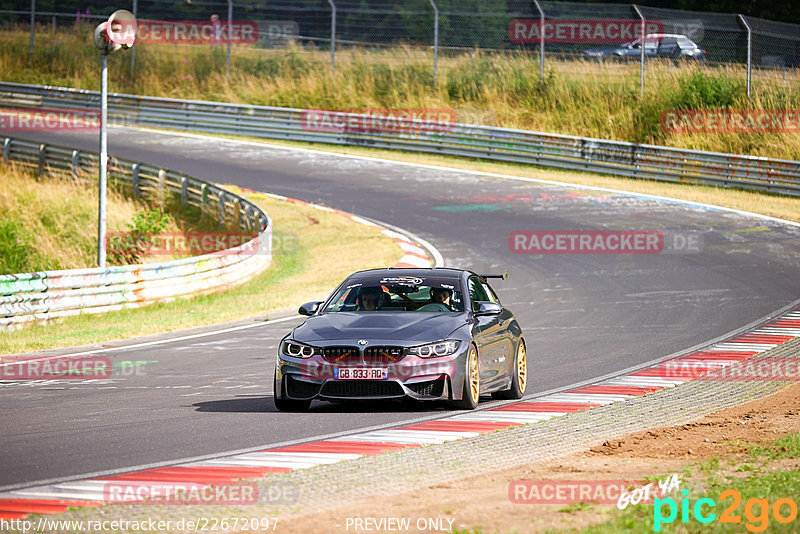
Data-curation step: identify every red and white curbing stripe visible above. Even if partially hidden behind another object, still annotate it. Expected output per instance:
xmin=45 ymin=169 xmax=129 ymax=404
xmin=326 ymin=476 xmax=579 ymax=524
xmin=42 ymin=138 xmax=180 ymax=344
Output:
xmin=1 ymin=307 xmax=797 ymax=519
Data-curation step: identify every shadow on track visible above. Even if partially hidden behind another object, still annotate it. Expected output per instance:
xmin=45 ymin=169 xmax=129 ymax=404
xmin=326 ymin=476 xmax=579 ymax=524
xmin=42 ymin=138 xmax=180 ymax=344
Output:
xmin=193 ymin=397 xmax=452 ymax=413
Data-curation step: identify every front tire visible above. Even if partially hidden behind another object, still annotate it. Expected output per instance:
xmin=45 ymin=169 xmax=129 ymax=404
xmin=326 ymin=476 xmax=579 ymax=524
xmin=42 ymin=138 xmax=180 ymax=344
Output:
xmin=273 ymin=371 xmax=311 ymax=412
xmin=450 ymin=344 xmax=480 ymax=410
xmin=493 ymin=339 xmax=527 ymax=400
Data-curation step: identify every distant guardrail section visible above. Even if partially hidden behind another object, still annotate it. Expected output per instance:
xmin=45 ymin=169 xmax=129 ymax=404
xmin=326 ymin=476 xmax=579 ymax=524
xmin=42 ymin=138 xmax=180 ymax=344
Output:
xmin=0 ymin=135 xmax=272 ymax=331
xmin=0 ymin=81 xmax=797 ymax=196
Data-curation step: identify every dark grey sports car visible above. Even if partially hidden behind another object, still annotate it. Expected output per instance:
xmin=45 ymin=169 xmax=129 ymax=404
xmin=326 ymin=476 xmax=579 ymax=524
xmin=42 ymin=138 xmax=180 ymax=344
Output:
xmin=274 ymin=268 xmax=526 ymax=411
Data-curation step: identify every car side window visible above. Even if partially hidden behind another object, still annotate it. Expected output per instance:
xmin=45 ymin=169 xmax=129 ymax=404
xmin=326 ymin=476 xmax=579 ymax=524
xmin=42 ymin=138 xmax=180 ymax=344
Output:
xmin=481 ymin=282 xmax=500 ymax=304
xmin=468 ymin=276 xmax=489 ymax=311
xmin=659 ymin=37 xmax=676 ymax=49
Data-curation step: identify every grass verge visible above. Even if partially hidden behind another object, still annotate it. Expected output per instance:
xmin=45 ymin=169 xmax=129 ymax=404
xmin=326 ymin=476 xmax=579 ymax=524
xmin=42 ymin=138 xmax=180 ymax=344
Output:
xmin=0 ymin=164 xmax=180 ymax=273
xmin=581 ymin=433 xmax=800 ymax=533
xmin=0 ymin=185 xmax=403 ymax=355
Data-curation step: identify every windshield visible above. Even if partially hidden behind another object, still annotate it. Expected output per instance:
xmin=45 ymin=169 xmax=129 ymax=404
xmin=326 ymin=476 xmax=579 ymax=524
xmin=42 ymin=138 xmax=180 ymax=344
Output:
xmin=324 ymin=275 xmax=464 ymax=312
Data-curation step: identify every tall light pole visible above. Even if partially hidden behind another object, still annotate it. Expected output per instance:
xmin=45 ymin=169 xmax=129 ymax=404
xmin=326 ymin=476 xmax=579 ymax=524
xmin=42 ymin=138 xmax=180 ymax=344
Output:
xmin=93 ymin=10 xmax=136 ymax=267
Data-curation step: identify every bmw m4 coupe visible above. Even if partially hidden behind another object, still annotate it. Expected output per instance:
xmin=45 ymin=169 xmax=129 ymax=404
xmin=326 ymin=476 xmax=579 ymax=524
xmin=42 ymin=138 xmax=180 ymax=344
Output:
xmin=274 ymin=268 xmax=527 ymax=411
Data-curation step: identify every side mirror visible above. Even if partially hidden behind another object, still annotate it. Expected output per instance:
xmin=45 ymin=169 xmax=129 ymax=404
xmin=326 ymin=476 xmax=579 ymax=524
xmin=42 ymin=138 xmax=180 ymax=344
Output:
xmin=298 ymin=301 xmax=322 ymax=316
xmin=474 ymin=301 xmax=502 ymax=316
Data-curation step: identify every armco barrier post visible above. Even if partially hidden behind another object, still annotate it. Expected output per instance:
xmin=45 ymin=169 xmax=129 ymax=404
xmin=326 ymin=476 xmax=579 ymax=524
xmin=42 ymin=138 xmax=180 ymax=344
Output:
xmin=158 ymin=168 xmax=166 ymax=206
xmin=3 ymin=138 xmax=10 ymax=164
xmin=131 ymin=163 xmax=139 ymax=197
xmin=38 ymin=143 xmax=45 ymax=177
xmin=180 ymin=176 xmax=188 ymax=209
xmin=218 ymin=190 xmax=226 ymax=226
xmin=71 ymin=150 xmax=80 ymax=181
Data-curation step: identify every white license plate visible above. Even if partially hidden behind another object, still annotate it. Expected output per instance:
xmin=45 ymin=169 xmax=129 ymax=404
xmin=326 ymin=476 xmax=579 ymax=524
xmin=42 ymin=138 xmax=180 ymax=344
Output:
xmin=334 ymin=367 xmax=388 ymax=380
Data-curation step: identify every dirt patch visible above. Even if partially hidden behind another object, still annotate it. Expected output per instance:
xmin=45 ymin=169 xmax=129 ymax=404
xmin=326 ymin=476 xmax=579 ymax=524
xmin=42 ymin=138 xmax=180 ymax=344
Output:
xmin=279 ymin=383 xmax=800 ymax=534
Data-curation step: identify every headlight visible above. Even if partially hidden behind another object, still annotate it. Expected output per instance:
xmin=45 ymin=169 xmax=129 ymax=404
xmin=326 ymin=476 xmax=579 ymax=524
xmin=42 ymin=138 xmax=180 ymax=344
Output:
xmin=282 ymin=340 xmax=318 ymax=358
xmin=407 ymin=340 xmax=460 ymax=358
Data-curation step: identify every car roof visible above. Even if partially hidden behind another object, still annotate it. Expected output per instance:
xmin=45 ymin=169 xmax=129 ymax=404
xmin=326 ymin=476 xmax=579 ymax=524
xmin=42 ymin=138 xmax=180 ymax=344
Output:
xmin=347 ymin=267 xmax=468 ymax=281
xmin=644 ymin=33 xmax=692 ymax=39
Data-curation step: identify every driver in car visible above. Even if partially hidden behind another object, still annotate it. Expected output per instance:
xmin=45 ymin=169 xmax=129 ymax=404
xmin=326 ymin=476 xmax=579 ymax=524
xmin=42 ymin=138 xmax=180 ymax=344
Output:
xmin=356 ymin=287 xmax=383 ymax=311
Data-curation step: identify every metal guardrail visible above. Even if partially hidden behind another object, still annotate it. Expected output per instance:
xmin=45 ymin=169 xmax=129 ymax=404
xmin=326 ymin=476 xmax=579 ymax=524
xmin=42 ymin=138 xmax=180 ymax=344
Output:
xmin=0 ymin=135 xmax=272 ymax=331
xmin=1 ymin=81 xmax=798 ymax=197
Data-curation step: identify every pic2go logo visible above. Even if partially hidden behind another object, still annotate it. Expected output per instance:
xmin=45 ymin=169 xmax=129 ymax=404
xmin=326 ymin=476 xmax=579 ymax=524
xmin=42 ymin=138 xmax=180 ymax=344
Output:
xmin=654 ymin=489 xmax=798 ymax=532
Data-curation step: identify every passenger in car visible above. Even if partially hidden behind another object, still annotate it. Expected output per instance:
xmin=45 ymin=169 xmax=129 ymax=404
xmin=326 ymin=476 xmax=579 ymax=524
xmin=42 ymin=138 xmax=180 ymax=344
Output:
xmin=430 ymin=287 xmax=455 ymax=311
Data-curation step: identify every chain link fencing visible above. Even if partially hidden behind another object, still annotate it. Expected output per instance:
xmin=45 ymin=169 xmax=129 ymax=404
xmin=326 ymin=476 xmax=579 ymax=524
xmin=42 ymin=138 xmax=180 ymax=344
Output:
xmin=2 ymin=1 xmax=800 ymax=100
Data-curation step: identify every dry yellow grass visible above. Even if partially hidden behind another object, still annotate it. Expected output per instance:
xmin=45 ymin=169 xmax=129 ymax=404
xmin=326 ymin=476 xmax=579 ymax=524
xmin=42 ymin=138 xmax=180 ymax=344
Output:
xmin=3 ymin=27 xmax=800 ymax=160
xmin=0 ymin=163 xmax=166 ymax=272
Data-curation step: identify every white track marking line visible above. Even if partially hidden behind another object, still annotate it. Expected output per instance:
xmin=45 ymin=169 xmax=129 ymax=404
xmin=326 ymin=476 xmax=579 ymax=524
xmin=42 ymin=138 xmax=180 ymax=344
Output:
xmin=536 ymin=393 xmax=629 ymax=404
xmin=330 ymin=430 xmax=480 ymax=444
xmin=450 ymin=412 xmax=561 ymax=423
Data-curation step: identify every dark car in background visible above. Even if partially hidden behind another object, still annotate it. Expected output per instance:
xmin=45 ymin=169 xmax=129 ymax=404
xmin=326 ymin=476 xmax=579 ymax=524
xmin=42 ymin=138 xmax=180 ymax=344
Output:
xmin=274 ymin=268 xmax=527 ymax=411
xmin=584 ymin=33 xmax=706 ymax=61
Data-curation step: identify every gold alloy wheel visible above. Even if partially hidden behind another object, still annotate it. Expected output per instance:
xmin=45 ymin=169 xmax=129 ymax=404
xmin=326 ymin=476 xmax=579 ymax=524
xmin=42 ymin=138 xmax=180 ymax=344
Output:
xmin=517 ymin=342 xmax=527 ymax=392
xmin=468 ymin=346 xmax=480 ymax=403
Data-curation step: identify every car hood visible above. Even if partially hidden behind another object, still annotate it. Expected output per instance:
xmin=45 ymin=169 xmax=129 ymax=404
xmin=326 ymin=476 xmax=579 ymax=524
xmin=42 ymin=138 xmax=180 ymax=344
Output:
xmin=293 ymin=312 xmax=464 ymax=344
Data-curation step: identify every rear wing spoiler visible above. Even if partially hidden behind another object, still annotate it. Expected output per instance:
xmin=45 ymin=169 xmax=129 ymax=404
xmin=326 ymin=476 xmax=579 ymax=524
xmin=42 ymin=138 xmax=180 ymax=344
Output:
xmin=479 ymin=271 xmax=508 ymax=281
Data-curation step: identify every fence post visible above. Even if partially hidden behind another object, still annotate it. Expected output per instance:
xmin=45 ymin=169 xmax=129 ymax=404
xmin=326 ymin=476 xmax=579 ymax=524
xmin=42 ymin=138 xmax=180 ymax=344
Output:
xmin=633 ymin=4 xmax=644 ymax=96
xmin=131 ymin=163 xmax=140 ymax=197
xmin=226 ymin=0 xmax=233 ymax=78
xmin=130 ymin=0 xmax=137 ymax=79
xmin=71 ymin=150 xmax=80 ymax=181
xmin=38 ymin=143 xmax=46 ymax=177
xmin=29 ymin=0 xmax=35 ymax=62
xmin=217 ymin=190 xmax=226 ymax=226
xmin=533 ymin=0 xmax=544 ymax=85
xmin=201 ymin=183 xmax=208 ymax=218
xmin=738 ymin=14 xmax=752 ymax=99
xmin=327 ymin=0 xmax=336 ymax=73
xmin=428 ymin=0 xmax=439 ymax=84
xmin=180 ymin=176 xmax=188 ymax=209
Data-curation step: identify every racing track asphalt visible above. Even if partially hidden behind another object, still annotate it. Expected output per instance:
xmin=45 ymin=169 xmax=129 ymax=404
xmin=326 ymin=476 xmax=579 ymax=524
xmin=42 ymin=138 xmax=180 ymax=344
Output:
xmin=2 ymin=127 xmax=800 ymax=489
